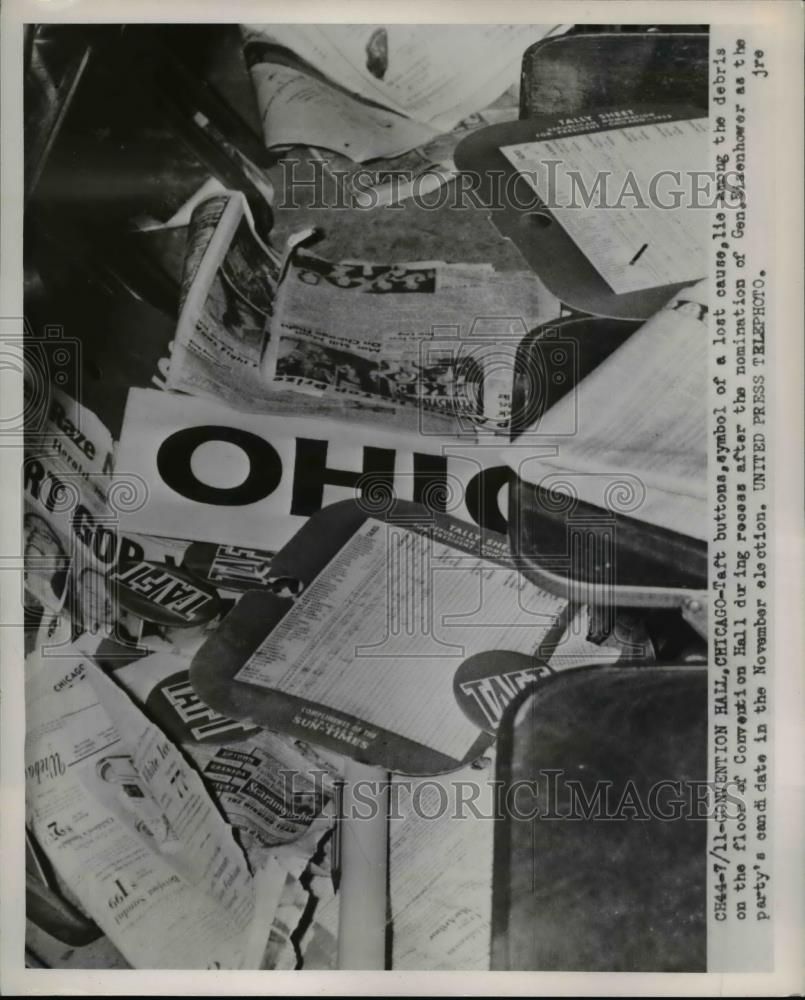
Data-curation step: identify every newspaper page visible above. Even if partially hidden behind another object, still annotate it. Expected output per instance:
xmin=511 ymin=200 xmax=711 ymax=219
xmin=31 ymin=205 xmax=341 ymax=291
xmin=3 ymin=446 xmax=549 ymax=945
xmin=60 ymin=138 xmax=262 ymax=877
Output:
xmin=22 ymin=387 xmax=139 ymax=643
xmin=3 ymin=5 xmax=803 ymax=997
xmin=24 ymin=649 xmax=280 ymax=968
xmin=163 ymin=188 xmax=349 ymax=419
xmin=165 ymin=190 xmax=283 ymax=410
xmin=166 ymin=191 xmax=483 ymax=429
xmin=265 ymin=252 xmax=556 ymax=432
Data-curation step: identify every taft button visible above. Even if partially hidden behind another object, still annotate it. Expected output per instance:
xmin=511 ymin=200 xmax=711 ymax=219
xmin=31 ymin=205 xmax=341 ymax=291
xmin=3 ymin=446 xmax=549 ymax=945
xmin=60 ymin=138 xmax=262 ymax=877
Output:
xmin=111 ymin=559 xmax=221 ymax=627
xmin=453 ymin=650 xmax=553 ymax=735
xmin=182 ymin=541 xmax=305 ymax=598
xmin=182 ymin=541 xmax=277 ymax=592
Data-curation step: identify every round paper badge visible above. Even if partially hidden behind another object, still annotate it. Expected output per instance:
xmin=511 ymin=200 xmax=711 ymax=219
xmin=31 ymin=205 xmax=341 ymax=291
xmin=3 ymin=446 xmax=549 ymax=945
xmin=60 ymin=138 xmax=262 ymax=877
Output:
xmin=182 ymin=542 xmax=304 ymax=598
xmin=453 ymin=650 xmax=554 ymax=735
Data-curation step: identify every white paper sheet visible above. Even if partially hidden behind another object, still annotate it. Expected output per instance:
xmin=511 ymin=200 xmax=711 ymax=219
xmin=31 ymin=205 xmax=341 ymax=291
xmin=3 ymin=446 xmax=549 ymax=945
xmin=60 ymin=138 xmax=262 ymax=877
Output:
xmin=249 ymin=61 xmax=439 ymax=162
xmin=502 ymin=118 xmax=709 ymax=293
xmin=388 ymin=758 xmax=496 ymax=969
xmin=244 ymin=24 xmax=562 ymax=131
xmin=24 ymin=650 xmax=277 ymax=968
xmin=503 ymin=279 xmax=708 ymax=539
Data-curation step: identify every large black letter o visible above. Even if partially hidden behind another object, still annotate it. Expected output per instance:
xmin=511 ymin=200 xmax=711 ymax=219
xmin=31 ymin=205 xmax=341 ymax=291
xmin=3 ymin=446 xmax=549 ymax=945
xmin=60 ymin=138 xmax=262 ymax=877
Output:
xmin=157 ymin=426 xmax=282 ymax=506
